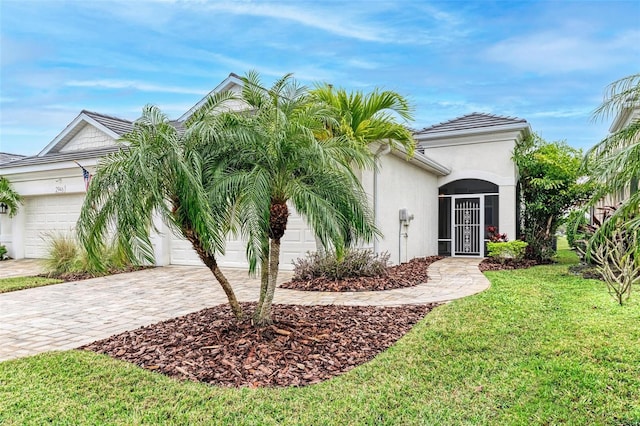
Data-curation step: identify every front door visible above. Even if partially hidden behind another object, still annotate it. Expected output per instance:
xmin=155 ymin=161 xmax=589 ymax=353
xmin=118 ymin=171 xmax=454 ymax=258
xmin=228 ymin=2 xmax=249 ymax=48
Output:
xmin=453 ymin=197 xmax=482 ymax=257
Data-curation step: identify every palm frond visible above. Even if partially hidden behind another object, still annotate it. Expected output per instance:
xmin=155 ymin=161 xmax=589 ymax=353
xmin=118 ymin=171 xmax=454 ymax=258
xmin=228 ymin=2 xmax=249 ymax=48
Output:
xmin=0 ymin=176 xmax=23 ymax=217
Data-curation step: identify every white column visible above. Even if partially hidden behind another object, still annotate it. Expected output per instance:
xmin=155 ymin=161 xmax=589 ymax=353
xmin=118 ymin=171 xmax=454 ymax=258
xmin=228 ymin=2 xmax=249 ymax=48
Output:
xmin=151 ymin=212 xmax=171 ymax=266
xmin=499 ymin=185 xmax=517 ymax=241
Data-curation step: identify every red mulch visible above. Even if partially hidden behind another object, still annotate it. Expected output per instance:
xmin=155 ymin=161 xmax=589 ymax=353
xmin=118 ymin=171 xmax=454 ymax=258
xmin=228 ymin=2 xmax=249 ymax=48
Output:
xmin=79 ymin=302 xmax=437 ymax=388
xmin=280 ymin=256 xmax=443 ymax=292
xmin=478 ymin=258 xmax=538 ymax=272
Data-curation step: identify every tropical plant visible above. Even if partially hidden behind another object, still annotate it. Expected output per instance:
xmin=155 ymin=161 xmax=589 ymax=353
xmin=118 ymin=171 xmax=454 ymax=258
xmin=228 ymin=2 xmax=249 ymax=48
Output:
xmin=195 ymin=72 xmax=379 ymax=325
xmin=310 ymin=84 xmax=416 ymax=156
xmin=565 ymin=209 xmax=589 ymax=250
xmin=513 ymin=134 xmax=594 ymax=262
xmin=0 ymin=176 xmax=22 ymax=217
xmin=76 ymin=94 xmax=247 ymax=320
xmin=583 ymin=73 xmax=640 ymax=250
xmin=592 ymin=228 xmax=640 ymax=305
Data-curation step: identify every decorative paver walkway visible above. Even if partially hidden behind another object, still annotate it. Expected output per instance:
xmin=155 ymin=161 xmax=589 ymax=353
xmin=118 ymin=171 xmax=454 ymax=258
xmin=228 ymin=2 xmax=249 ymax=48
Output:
xmin=0 ymin=257 xmax=489 ymax=362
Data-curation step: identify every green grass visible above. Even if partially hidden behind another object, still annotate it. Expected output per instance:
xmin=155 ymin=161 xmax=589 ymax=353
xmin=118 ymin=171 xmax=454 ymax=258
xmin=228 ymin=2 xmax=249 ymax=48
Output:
xmin=1 ymin=249 xmax=638 ymax=425
xmin=0 ymin=276 xmax=63 ymax=293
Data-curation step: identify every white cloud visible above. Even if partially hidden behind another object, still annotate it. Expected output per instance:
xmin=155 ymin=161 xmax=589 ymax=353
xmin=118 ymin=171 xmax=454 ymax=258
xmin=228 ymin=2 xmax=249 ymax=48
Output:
xmin=65 ymin=80 xmax=207 ymax=95
xmin=485 ymin=29 xmax=640 ymax=74
xmin=203 ymin=2 xmax=387 ymax=42
xmin=529 ymin=108 xmax=591 ymax=118
xmin=207 ymin=53 xmax=336 ymax=83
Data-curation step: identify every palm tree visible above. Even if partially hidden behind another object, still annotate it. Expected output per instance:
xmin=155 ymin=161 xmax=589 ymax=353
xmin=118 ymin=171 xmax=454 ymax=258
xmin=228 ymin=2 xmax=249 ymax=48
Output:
xmin=76 ymin=93 xmax=247 ymax=320
xmin=310 ymin=83 xmax=416 ymax=254
xmin=584 ymin=74 xmax=640 ymax=244
xmin=0 ymin=176 xmax=23 ymax=217
xmin=310 ymin=84 xmax=416 ymax=156
xmin=196 ymin=72 xmax=379 ymax=325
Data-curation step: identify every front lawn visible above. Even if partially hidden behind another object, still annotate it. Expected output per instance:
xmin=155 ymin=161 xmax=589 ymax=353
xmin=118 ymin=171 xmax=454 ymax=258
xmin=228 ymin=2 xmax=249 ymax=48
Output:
xmin=0 ymin=276 xmax=63 ymax=293
xmin=1 ymin=249 xmax=638 ymax=425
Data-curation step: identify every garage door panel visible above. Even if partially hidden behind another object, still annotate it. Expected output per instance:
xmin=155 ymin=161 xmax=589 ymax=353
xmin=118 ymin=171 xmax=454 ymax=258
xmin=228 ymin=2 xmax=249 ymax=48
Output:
xmin=24 ymin=194 xmax=85 ymax=258
xmin=170 ymin=209 xmax=317 ymax=270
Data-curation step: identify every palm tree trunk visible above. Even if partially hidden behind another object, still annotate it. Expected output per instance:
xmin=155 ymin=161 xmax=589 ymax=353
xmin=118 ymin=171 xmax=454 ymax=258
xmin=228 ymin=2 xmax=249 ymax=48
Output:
xmin=254 ymin=238 xmax=281 ymax=326
xmin=184 ymin=227 xmax=243 ymax=320
xmin=254 ymin=248 xmax=270 ymax=323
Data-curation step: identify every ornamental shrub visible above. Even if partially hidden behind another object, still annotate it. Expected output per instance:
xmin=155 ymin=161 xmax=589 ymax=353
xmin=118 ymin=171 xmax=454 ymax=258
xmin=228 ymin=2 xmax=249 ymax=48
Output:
xmin=0 ymin=244 xmax=7 ymax=260
xmin=487 ymin=241 xmax=528 ymax=263
xmin=42 ymin=232 xmax=136 ymax=277
xmin=292 ymin=249 xmax=389 ymax=281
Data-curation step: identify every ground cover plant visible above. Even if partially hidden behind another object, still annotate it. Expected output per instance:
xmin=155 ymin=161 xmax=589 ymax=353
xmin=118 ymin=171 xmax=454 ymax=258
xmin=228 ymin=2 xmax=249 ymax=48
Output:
xmin=0 ymin=276 xmax=62 ymax=293
xmin=282 ymin=254 xmax=442 ymax=291
xmin=1 ymin=248 xmax=638 ymax=425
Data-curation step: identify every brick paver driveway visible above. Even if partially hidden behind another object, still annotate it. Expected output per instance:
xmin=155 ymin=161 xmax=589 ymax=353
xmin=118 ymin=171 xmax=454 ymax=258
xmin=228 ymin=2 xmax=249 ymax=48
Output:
xmin=0 ymin=258 xmax=488 ymax=361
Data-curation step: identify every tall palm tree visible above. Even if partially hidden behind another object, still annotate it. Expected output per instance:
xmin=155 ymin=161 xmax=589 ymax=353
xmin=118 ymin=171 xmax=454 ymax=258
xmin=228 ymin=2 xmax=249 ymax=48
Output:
xmin=0 ymin=177 xmax=22 ymax=217
xmin=76 ymin=94 xmax=246 ymax=320
xmin=584 ymin=73 xmax=640 ymax=243
xmin=196 ymin=72 xmax=379 ymax=325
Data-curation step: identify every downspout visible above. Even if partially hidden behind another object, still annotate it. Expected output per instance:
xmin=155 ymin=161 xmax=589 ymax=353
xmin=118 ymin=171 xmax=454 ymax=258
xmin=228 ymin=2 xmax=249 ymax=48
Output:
xmin=373 ymin=143 xmax=391 ymax=253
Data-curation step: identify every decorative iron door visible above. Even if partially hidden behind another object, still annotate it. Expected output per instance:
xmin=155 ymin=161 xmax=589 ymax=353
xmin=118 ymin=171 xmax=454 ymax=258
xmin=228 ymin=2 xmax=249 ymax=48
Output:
xmin=453 ymin=197 xmax=481 ymax=256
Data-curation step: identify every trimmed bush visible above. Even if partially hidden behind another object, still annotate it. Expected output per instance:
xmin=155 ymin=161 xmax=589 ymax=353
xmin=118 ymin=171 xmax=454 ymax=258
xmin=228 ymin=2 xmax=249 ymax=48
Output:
xmin=487 ymin=241 xmax=528 ymax=263
xmin=292 ymin=249 xmax=390 ymax=281
xmin=0 ymin=244 xmax=7 ymax=260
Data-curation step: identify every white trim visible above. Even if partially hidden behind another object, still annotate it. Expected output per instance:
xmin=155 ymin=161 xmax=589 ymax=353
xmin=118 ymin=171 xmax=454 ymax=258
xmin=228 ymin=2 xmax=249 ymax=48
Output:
xmin=609 ymin=103 xmax=639 ymax=133
xmin=0 ymin=160 xmax=99 ymax=178
xmin=178 ymin=74 xmax=244 ymax=122
xmin=416 ymin=122 xmax=531 ymax=143
xmin=438 ymin=170 xmax=515 ymax=187
xmin=38 ymin=113 xmax=120 ymax=156
xmin=390 ymin=145 xmax=451 ymax=176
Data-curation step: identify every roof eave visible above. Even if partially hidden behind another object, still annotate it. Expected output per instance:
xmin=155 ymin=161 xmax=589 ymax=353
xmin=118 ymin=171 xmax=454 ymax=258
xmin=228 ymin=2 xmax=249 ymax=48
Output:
xmin=415 ymin=122 xmax=530 ymax=142
xmin=178 ymin=73 xmax=244 ymax=122
xmin=390 ymin=145 xmax=451 ymax=176
xmin=37 ymin=112 xmax=121 ymax=157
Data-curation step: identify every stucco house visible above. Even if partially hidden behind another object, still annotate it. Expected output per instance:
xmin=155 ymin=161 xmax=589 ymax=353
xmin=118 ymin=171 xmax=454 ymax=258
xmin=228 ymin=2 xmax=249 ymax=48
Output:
xmin=0 ymin=73 xmax=531 ymax=269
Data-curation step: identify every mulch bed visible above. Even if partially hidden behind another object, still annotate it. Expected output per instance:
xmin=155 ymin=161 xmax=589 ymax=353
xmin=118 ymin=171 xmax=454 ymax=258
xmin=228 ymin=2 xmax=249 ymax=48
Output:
xmin=40 ymin=265 xmax=151 ymax=282
xmin=80 ymin=302 xmax=438 ymax=388
xmin=478 ymin=258 xmax=538 ymax=272
xmin=280 ymin=256 xmax=443 ymax=292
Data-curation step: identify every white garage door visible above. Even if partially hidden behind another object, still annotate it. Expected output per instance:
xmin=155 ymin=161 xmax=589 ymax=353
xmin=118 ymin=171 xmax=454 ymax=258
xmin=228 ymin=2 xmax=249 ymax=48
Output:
xmin=24 ymin=194 xmax=85 ymax=258
xmin=170 ymin=209 xmax=317 ymax=271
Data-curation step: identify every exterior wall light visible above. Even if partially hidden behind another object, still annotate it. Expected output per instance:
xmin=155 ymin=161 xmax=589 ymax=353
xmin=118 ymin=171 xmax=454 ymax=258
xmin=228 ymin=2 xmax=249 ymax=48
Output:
xmin=0 ymin=203 xmax=7 ymax=214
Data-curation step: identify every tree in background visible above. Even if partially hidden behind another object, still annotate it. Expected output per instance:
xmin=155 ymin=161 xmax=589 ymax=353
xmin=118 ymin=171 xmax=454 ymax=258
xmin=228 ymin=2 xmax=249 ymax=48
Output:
xmin=0 ymin=176 xmax=22 ymax=217
xmin=583 ymin=74 xmax=640 ymax=252
xmin=513 ymin=134 xmax=593 ymax=262
xmin=310 ymin=84 xmax=416 ymax=155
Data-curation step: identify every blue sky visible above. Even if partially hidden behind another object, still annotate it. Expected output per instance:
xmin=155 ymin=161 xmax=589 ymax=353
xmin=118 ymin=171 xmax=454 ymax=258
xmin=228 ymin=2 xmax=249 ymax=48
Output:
xmin=1 ymin=0 xmax=639 ymax=156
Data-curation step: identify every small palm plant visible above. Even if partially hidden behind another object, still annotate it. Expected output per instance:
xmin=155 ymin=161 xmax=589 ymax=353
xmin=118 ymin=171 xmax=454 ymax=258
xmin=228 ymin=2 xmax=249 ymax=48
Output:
xmin=0 ymin=176 xmax=22 ymax=217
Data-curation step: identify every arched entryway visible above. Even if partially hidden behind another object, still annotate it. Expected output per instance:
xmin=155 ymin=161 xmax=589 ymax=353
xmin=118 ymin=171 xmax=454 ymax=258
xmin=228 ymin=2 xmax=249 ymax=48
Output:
xmin=438 ymin=179 xmax=499 ymax=257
